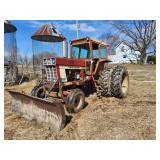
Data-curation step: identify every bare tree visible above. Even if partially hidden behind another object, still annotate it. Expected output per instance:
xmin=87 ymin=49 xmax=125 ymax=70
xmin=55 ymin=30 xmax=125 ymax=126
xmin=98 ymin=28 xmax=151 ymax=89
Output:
xmin=17 ymin=53 xmax=31 ymax=73
xmin=112 ymin=20 xmax=156 ymax=64
xmin=17 ymin=54 xmax=31 ymax=84
xmin=152 ymin=40 xmax=156 ymax=55
xmin=18 ymin=54 xmax=24 ymax=72
xmin=99 ymin=33 xmax=120 ymax=55
xmin=24 ymin=55 xmax=31 ymax=74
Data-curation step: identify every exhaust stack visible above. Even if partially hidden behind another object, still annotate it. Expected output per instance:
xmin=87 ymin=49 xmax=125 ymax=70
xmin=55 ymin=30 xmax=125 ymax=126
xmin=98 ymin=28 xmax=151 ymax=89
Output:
xmin=63 ymin=40 xmax=68 ymax=58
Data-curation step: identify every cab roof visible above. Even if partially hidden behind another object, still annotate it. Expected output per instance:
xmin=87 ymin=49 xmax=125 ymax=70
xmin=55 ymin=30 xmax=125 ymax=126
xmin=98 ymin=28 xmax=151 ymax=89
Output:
xmin=70 ymin=37 xmax=109 ymax=47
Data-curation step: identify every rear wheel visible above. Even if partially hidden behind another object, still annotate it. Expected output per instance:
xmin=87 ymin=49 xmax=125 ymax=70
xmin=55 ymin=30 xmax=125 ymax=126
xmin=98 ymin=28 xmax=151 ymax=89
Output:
xmin=111 ymin=66 xmax=129 ymax=98
xmin=99 ymin=66 xmax=113 ymax=97
xmin=66 ymin=89 xmax=85 ymax=113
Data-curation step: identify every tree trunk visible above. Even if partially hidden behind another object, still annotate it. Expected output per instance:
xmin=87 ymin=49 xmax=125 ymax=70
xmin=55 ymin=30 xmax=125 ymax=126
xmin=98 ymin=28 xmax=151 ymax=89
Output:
xmin=140 ymin=51 xmax=147 ymax=64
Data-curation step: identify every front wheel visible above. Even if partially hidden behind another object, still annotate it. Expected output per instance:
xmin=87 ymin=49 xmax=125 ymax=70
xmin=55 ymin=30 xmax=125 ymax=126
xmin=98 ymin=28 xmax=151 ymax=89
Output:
xmin=66 ymin=89 xmax=85 ymax=113
xmin=31 ymin=86 xmax=49 ymax=98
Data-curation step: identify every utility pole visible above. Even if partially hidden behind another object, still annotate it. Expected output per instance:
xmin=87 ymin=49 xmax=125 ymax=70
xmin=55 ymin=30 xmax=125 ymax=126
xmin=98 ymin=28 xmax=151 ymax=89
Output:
xmin=76 ymin=20 xmax=80 ymax=39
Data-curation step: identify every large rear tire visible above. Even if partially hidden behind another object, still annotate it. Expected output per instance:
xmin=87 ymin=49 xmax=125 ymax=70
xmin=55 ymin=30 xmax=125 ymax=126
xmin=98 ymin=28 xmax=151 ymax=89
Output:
xmin=99 ymin=66 xmax=113 ymax=97
xmin=66 ymin=89 xmax=85 ymax=113
xmin=111 ymin=66 xmax=129 ymax=98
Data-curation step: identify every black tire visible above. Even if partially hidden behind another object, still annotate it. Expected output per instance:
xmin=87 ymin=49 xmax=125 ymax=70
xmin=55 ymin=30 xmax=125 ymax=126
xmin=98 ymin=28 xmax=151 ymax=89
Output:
xmin=111 ymin=66 xmax=129 ymax=98
xmin=35 ymin=86 xmax=46 ymax=98
xmin=66 ymin=89 xmax=85 ymax=113
xmin=31 ymin=86 xmax=48 ymax=98
xmin=31 ymin=86 xmax=38 ymax=96
xmin=99 ymin=66 xmax=113 ymax=97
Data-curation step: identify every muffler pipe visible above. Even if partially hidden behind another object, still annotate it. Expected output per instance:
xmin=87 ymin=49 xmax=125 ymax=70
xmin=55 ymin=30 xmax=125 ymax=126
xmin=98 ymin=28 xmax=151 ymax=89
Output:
xmin=63 ymin=39 xmax=68 ymax=58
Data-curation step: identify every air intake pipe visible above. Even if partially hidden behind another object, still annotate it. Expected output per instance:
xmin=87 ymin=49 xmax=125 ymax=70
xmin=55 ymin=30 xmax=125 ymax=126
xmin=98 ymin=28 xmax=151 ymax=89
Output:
xmin=63 ymin=39 xmax=68 ymax=58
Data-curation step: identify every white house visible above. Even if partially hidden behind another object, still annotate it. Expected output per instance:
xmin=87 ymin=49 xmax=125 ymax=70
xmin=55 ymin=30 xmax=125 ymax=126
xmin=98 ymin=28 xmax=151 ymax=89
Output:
xmin=108 ymin=42 xmax=141 ymax=63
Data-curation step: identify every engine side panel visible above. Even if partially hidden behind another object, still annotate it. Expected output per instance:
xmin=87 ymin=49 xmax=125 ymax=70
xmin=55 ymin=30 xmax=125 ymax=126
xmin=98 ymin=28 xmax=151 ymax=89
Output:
xmin=56 ymin=58 xmax=86 ymax=67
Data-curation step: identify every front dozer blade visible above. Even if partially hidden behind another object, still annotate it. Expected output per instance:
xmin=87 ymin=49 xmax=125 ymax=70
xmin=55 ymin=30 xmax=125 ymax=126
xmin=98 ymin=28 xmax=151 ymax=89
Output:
xmin=8 ymin=91 xmax=66 ymax=132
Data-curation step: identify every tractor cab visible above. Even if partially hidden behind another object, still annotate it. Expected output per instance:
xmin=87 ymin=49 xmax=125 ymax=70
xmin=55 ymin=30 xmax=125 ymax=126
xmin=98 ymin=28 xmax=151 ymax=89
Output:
xmin=70 ymin=37 xmax=108 ymax=59
xmin=70 ymin=37 xmax=111 ymax=75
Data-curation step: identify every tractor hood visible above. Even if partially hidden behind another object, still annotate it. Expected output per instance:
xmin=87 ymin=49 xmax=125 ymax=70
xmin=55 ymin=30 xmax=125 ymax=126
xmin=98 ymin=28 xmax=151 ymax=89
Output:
xmin=43 ymin=56 xmax=86 ymax=68
xmin=56 ymin=57 xmax=86 ymax=67
xmin=43 ymin=56 xmax=111 ymax=68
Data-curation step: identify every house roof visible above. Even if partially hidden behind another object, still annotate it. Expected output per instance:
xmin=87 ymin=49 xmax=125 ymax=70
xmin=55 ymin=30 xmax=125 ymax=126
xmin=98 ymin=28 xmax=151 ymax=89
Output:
xmin=114 ymin=41 xmax=140 ymax=51
xmin=114 ymin=41 xmax=131 ymax=49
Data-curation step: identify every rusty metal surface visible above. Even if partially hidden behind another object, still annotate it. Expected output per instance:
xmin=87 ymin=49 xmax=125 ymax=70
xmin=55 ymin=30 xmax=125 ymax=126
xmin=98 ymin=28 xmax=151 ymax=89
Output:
xmin=31 ymin=23 xmax=66 ymax=42
xmin=8 ymin=90 xmax=66 ymax=131
xmin=63 ymin=80 xmax=85 ymax=86
xmin=4 ymin=21 xmax=17 ymax=33
xmin=71 ymin=37 xmax=109 ymax=46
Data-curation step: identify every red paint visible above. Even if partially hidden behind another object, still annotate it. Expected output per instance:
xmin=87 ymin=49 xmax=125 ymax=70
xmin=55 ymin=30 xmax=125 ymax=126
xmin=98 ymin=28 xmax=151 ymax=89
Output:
xmin=80 ymin=69 xmax=85 ymax=78
xmin=56 ymin=57 xmax=86 ymax=67
xmin=56 ymin=65 xmax=60 ymax=80
xmin=44 ymin=55 xmax=86 ymax=67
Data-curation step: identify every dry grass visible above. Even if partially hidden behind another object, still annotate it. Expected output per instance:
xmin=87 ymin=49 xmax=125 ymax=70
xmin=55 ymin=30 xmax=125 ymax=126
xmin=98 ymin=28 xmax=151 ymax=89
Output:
xmin=4 ymin=64 xmax=156 ymax=140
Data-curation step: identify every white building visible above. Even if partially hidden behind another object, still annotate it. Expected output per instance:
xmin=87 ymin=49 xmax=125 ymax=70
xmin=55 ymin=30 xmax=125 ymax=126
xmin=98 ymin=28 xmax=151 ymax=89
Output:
xmin=108 ymin=42 xmax=141 ymax=63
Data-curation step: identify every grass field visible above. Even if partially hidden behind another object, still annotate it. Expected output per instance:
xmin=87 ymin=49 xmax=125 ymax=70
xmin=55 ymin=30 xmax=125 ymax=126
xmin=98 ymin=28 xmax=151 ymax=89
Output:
xmin=4 ymin=64 xmax=156 ymax=140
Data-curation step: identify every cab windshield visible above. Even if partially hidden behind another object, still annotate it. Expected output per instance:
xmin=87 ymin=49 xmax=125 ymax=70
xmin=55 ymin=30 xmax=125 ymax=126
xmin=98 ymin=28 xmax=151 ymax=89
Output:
xmin=72 ymin=43 xmax=90 ymax=58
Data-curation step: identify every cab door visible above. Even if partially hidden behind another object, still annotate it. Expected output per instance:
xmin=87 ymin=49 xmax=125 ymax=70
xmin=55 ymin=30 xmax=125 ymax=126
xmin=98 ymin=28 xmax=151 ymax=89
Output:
xmin=91 ymin=42 xmax=100 ymax=75
xmin=93 ymin=45 xmax=108 ymax=75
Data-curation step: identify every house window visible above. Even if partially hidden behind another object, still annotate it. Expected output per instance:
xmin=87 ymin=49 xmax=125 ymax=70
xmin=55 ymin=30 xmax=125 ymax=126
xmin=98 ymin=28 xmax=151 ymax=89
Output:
xmin=121 ymin=46 xmax=125 ymax=52
xmin=123 ymin=54 xmax=127 ymax=58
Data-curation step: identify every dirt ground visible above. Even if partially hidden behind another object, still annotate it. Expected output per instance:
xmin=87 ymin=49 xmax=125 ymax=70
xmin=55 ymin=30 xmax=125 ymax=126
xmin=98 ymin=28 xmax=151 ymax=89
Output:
xmin=4 ymin=64 xmax=156 ymax=140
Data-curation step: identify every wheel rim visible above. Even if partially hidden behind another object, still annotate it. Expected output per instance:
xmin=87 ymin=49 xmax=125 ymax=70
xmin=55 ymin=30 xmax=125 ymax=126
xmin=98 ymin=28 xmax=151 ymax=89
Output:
xmin=74 ymin=94 xmax=83 ymax=110
xmin=35 ymin=87 xmax=48 ymax=98
xmin=121 ymin=73 xmax=129 ymax=95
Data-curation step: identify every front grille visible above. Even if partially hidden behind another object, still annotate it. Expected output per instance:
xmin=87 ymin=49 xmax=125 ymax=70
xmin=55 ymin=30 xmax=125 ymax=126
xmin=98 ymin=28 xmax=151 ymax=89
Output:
xmin=46 ymin=66 xmax=57 ymax=81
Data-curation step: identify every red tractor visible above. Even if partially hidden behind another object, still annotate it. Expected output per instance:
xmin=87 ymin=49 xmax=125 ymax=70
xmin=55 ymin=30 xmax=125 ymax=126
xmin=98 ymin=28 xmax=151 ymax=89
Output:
xmin=9 ymin=24 xmax=129 ymax=131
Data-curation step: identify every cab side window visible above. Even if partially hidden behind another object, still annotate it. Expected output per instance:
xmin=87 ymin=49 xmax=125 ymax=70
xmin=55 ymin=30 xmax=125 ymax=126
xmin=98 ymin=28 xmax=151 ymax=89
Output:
xmin=92 ymin=43 xmax=99 ymax=58
xmin=101 ymin=47 xmax=107 ymax=58
xmin=93 ymin=49 xmax=99 ymax=58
